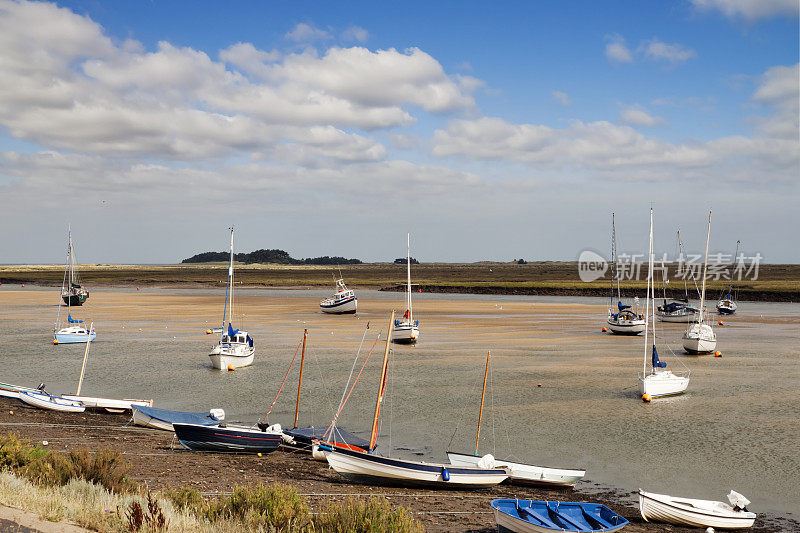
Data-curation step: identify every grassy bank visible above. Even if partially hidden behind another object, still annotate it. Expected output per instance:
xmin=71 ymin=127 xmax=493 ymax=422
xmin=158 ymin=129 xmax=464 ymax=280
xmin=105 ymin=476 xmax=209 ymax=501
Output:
xmin=1 ymin=262 xmax=797 ymax=301
xmin=0 ymin=434 xmax=421 ymax=532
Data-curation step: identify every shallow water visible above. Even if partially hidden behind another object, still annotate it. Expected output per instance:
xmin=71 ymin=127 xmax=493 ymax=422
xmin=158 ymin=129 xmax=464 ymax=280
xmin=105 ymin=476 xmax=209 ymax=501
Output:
xmin=0 ymin=285 xmax=798 ymax=519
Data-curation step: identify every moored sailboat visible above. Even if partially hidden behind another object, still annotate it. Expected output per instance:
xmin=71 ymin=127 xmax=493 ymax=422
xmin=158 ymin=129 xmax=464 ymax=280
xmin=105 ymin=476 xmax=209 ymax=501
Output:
xmin=391 ymin=233 xmax=420 ymax=344
xmin=717 ymin=240 xmax=740 ymax=315
xmin=61 ymin=228 xmax=89 ymax=306
xmin=682 ymin=210 xmax=717 ymax=354
xmin=657 ymin=231 xmax=699 ymax=323
xmin=320 ymin=277 xmax=357 ymax=314
xmin=209 ymin=227 xmax=255 ymax=370
xmin=606 ymin=214 xmax=645 ymax=335
xmin=54 ymin=228 xmax=95 ymax=344
xmin=639 ymin=208 xmax=690 ymax=399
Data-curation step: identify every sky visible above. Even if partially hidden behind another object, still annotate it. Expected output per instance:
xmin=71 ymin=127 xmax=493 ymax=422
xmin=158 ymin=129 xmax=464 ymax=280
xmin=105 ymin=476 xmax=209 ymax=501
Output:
xmin=0 ymin=0 xmax=798 ymax=264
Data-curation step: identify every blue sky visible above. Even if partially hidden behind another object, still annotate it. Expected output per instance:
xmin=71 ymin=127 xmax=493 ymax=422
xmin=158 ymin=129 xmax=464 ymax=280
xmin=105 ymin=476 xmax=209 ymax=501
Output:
xmin=0 ymin=0 xmax=798 ymax=263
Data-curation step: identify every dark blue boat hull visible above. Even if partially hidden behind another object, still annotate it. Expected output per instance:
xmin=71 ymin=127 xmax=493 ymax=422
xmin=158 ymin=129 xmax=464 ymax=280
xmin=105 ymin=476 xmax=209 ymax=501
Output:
xmin=173 ymin=423 xmax=281 ymax=454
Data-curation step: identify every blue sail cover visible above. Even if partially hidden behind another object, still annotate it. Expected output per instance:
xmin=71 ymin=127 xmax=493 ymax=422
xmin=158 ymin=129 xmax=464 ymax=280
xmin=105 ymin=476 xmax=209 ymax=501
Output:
xmin=652 ymin=345 xmax=667 ymax=368
xmin=227 ymin=323 xmax=240 ymax=337
xmin=67 ymin=314 xmax=83 ymax=323
xmin=617 ymin=301 xmax=631 ymax=311
xmin=133 ymin=406 xmax=220 ymax=426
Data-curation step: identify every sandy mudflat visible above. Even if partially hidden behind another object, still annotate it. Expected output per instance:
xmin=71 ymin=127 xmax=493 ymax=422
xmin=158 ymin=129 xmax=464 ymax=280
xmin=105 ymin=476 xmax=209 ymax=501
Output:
xmin=0 ymin=288 xmax=798 ymax=531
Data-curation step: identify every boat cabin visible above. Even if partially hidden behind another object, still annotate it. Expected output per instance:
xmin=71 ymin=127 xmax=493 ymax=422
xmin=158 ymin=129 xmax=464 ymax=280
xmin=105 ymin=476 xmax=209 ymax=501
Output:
xmin=222 ymin=331 xmax=252 ymax=346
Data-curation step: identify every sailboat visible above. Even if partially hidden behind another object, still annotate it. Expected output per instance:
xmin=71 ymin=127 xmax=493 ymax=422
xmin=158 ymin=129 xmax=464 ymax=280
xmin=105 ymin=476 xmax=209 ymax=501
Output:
xmin=606 ymin=214 xmax=645 ymax=335
xmin=391 ymin=233 xmax=420 ymax=344
xmin=61 ymin=228 xmax=89 ymax=306
xmin=656 ymin=231 xmax=700 ymax=323
xmin=716 ymin=240 xmax=740 ymax=315
xmin=447 ymin=351 xmax=586 ymax=487
xmin=319 ymin=312 xmax=508 ymax=488
xmin=682 ymin=211 xmax=717 ymax=355
xmin=209 ymin=227 xmax=255 ymax=370
xmin=320 ymin=276 xmax=357 ymax=314
xmin=639 ymin=208 xmax=690 ymax=399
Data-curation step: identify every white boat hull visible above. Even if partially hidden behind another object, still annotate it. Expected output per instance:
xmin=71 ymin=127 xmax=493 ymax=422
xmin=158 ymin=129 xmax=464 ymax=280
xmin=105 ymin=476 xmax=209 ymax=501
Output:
xmin=446 ymin=452 xmax=585 ymax=488
xmin=638 ymin=371 xmax=690 ymax=398
xmin=19 ymin=391 xmax=85 ymax=413
xmin=323 ymin=447 xmax=507 ymax=488
xmin=209 ymin=345 xmax=255 ymax=369
xmin=717 ymin=299 xmax=737 ymax=314
xmin=63 ymin=395 xmax=152 ymax=412
xmin=0 ymin=382 xmax=38 ymax=399
xmin=639 ymin=490 xmax=756 ymax=529
xmin=606 ymin=320 xmax=645 ymax=335
xmin=656 ymin=311 xmax=697 ymax=323
xmin=682 ymin=323 xmax=717 ymax=354
xmin=391 ymin=322 xmax=419 ymax=344
xmin=320 ymin=297 xmax=357 ymax=314
xmin=492 ymin=505 xmax=554 ymax=533
xmin=131 ymin=408 xmax=175 ymax=431
xmin=54 ymin=328 xmax=97 ymax=344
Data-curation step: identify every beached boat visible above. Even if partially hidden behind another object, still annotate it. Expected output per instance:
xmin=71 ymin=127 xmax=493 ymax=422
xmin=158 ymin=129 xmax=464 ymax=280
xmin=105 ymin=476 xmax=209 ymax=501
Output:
xmin=0 ymin=382 xmax=39 ymax=399
xmin=682 ymin=210 xmax=717 ymax=354
xmin=717 ymin=240 xmax=740 ymax=315
xmin=173 ymin=422 xmax=282 ymax=454
xmin=62 ymin=396 xmax=152 ymax=412
xmin=391 ymin=233 xmax=420 ymax=344
xmin=131 ymin=405 xmax=224 ymax=431
xmin=639 ymin=489 xmax=756 ymax=529
xmin=447 ymin=351 xmax=585 ymax=488
xmin=606 ymin=214 xmax=645 ymax=335
xmin=657 ymin=231 xmax=700 ymax=323
xmin=19 ymin=389 xmax=85 ymax=413
xmin=639 ymin=209 xmax=690 ymax=399
xmin=491 ymin=499 xmax=629 ymax=533
xmin=209 ymin=227 xmax=255 ymax=370
xmin=320 ymin=277 xmax=357 ymax=314
xmin=54 ymin=321 xmax=97 ymax=344
xmin=60 ymin=228 xmax=89 ymax=307
xmin=320 ymin=312 xmax=506 ymax=488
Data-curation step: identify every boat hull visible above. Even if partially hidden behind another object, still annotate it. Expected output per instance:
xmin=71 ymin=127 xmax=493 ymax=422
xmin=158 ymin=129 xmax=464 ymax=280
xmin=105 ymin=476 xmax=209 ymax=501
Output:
xmin=63 ymin=395 xmax=152 ymax=412
xmin=391 ymin=323 xmax=419 ymax=344
xmin=62 ymin=293 xmax=88 ymax=306
xmin=19 ymin=391 xmax=85 ymax=413
xmin=606 ymin=318 xmax=645 ymax=335
xmin=131 ymin=406 xmax=222 ymax=431
xmin=682 ymin=324 xmax=717 ymax=354
xmin=491 ymin=499 xmax=629 ymax=533
xmin=638 ymin=371 xmax=690 ymax=398
xmin=0 ymin=382 xmax=38 ymax=400
xmin=173 ymin=423 xmax=282 ymax=454
xmin=717 ymin=299 xmax=737 ymax=315
xmin=639 ymin=490 xmax=756 ymax=529
xmin=322 ymin=446 xmax=507 ymax=489
xmin=54 ymin=331 xmax=97 ymax=344
xmin=209 ymin=346 xmax=254 ymax=370
xmin=320 ymin=297 xmax=357 ymax=314
xmin=446 ymin=451 xmax=584 ymax=488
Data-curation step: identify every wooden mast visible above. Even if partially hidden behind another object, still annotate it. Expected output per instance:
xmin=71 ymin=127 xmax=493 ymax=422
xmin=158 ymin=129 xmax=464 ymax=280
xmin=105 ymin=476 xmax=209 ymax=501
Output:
xmin=293 ymin=329 xmax=308 ymax=428
xmin=475 ymin=350 xmax=490 ymax=456
xmin=369 ymin=311 xmax=394 ymax=451
xmin=76 ymin=322 xmax=93 ymax=396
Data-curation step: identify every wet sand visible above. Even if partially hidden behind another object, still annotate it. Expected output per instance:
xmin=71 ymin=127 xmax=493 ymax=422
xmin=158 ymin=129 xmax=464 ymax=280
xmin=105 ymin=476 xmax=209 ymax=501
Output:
xmin=0 ymin=287 xmax=798 ymax=531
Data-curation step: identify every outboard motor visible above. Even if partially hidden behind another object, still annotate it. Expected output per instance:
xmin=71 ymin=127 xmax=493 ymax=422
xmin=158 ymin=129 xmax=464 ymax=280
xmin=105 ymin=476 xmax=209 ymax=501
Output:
xmin=727 ymin=490 xmax=751 ymax=512
xmin=208 ymin=408 xmax=225 ymax=421
xmin=37 ymin=383 xmax=46 ymax=392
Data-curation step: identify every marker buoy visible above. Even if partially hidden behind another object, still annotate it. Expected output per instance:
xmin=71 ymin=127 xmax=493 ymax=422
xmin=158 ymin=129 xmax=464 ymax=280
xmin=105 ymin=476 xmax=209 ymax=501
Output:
xmin=601 ymin=327 xmax=607 ymax=332
xmin=642 ymin=394 xmax=652 ymax=402
xmin=537 ymin=383 xmax=542 ymax=387
xmin=714 ymin=351 xmax=722 ymax=357
xmin=418 ymin=288 xmax=422 ymax=292
xmin=21 ymin=284 xmax=24 ymax=287
xmin=441 ymin=467 xmax=450 ymax=481
xmin=257 ymin=452 xmax=262 ymax=457
xmin=52 ymin=339 xmax=58 ymax=345
xmin=718 ymin=320 xmax=724 ymax=326
xmin=206 ymin=329 xmax=212 ymax=334
xmin=227 ymin=364 xmax=235 ymax=371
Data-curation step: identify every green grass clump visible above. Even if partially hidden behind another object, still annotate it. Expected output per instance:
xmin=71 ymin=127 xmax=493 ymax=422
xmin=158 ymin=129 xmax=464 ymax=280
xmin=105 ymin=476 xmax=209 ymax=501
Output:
xmin=313 ymin=496 xmax=422 ymax=533
xmin=0 ymin=433 xmax=134 ymax=493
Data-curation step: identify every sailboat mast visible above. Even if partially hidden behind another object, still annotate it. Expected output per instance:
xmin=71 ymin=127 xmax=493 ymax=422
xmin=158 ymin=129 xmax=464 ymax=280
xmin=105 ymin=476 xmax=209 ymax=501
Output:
xmin=76 ymin=322 xmax=93 ymax=396
xmin=369 ymin=311 xmax=395 ymax=451
xmin=728 ymin=240 xmax=740 ymax=296
xmin=610 ymin=213 xmax=615 ymax=308
xmin=228 ymin=227 xmax=234 ymax=326
xmin=294 ymin=329 xmax=308 ymax=428
xmin=698 ymin=211 xmax=712 ymax=326
xmin=644 ymin=208 xmax=653 ymax=376
xmin=55 ymin=233 xmax=70 ymax=332
xmin=677 ymin=231 xmax=688 ymax=299
xmin=475 ymin=351 xmax=490 ymax=456
xmin=406 ymin=233 xmax=412 ymax=321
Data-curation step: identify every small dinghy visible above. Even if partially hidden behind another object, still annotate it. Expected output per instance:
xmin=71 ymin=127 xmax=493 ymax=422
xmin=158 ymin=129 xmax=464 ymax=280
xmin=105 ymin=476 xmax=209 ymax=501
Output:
xmin=173 ymin=422 xmax=282 ymax=454
xmin=639 ymin=489 xmax=756 ymax=530
xmin=132 ymin=405 xmax=224 ymax=431
xmin=19 ymin=389 xmax=85 ymax=413
xmin=447 ymin=452 xmax=585 ymax=488
xmin=491 ymin=499 xmax=629 ymax=533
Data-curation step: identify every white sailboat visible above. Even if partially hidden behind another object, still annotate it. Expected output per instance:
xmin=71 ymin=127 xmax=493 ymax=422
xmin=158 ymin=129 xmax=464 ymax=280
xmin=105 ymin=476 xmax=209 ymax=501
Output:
xmin=639 ymin=208 xmax=690 ymax=399
xmin=391 ymin=233 xmax=419 ymax=344
xmin=209 ymin=227 xmax=255 ymax=370
xmin=682 ymin=210 xmax=717 ymax=355
xmin=656 ymin=231 xmax=700 ymax=323
xmin=716 ymin=240 xmax=740 ymax=315
xmin=606 ymin=213 xmax=645 ymax=335
xmin=54 ymin=227 xmax=96 ymax=344
xmin=320 ymin=277 xmax=357 ymax=314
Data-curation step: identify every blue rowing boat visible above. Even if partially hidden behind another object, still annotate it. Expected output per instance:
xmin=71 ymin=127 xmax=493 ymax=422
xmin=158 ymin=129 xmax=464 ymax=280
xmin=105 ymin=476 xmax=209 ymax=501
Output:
xmin=490 ymin=499 xmax=629 ymax=532
xmin=173 ymin=423 xmax=282 ymax=454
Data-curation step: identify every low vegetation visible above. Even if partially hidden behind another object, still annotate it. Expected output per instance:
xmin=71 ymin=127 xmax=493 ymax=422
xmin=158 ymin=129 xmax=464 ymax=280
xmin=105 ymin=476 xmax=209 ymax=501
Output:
xmin=182 ymin=249 xmax=362 ymax=265
xmin=0 ymin=433 xmax=422 ymax=532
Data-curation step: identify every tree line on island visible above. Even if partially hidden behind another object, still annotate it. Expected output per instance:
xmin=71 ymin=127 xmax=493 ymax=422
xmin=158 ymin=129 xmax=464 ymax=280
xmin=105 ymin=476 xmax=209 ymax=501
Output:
xmin=182 ymin=249 xmax=362 ymax=265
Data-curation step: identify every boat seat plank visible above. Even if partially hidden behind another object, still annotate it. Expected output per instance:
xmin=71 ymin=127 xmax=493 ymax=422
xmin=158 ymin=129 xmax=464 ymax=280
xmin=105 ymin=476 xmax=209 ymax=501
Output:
xmin=547 ymin=503 xmax=592 ymax=532
xmin=516 ymin=506 xmax=560 ymax=530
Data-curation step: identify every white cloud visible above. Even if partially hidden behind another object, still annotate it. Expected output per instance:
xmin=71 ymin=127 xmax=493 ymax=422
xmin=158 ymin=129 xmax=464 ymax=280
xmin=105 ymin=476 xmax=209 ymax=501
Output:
xmin=219 ymin=42 xmax=281 ymax=75
xmin=342 ymin=25 xmax=369 ymax=43
xmin=552 ymin=91 xmax=570 ymax=106
xmin=605 ymin=34 xmax=633 ymax=63
xmin=751 ymin=63 xmax=799 ymax=139
xmin=619 ymin=106 xmax=665 ymax=127
xmin=285 ymin=22 xmax=330 ymax=42
xmin=690 ymin=0 xmax=799 ymax=20
xmin=641 ymin=38 xmax=697 ymax=64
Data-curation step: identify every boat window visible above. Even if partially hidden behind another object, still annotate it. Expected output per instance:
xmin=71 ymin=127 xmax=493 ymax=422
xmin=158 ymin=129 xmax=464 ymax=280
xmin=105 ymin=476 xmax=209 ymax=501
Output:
xmin=222 ymin=335 xmax=229 ymax=343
